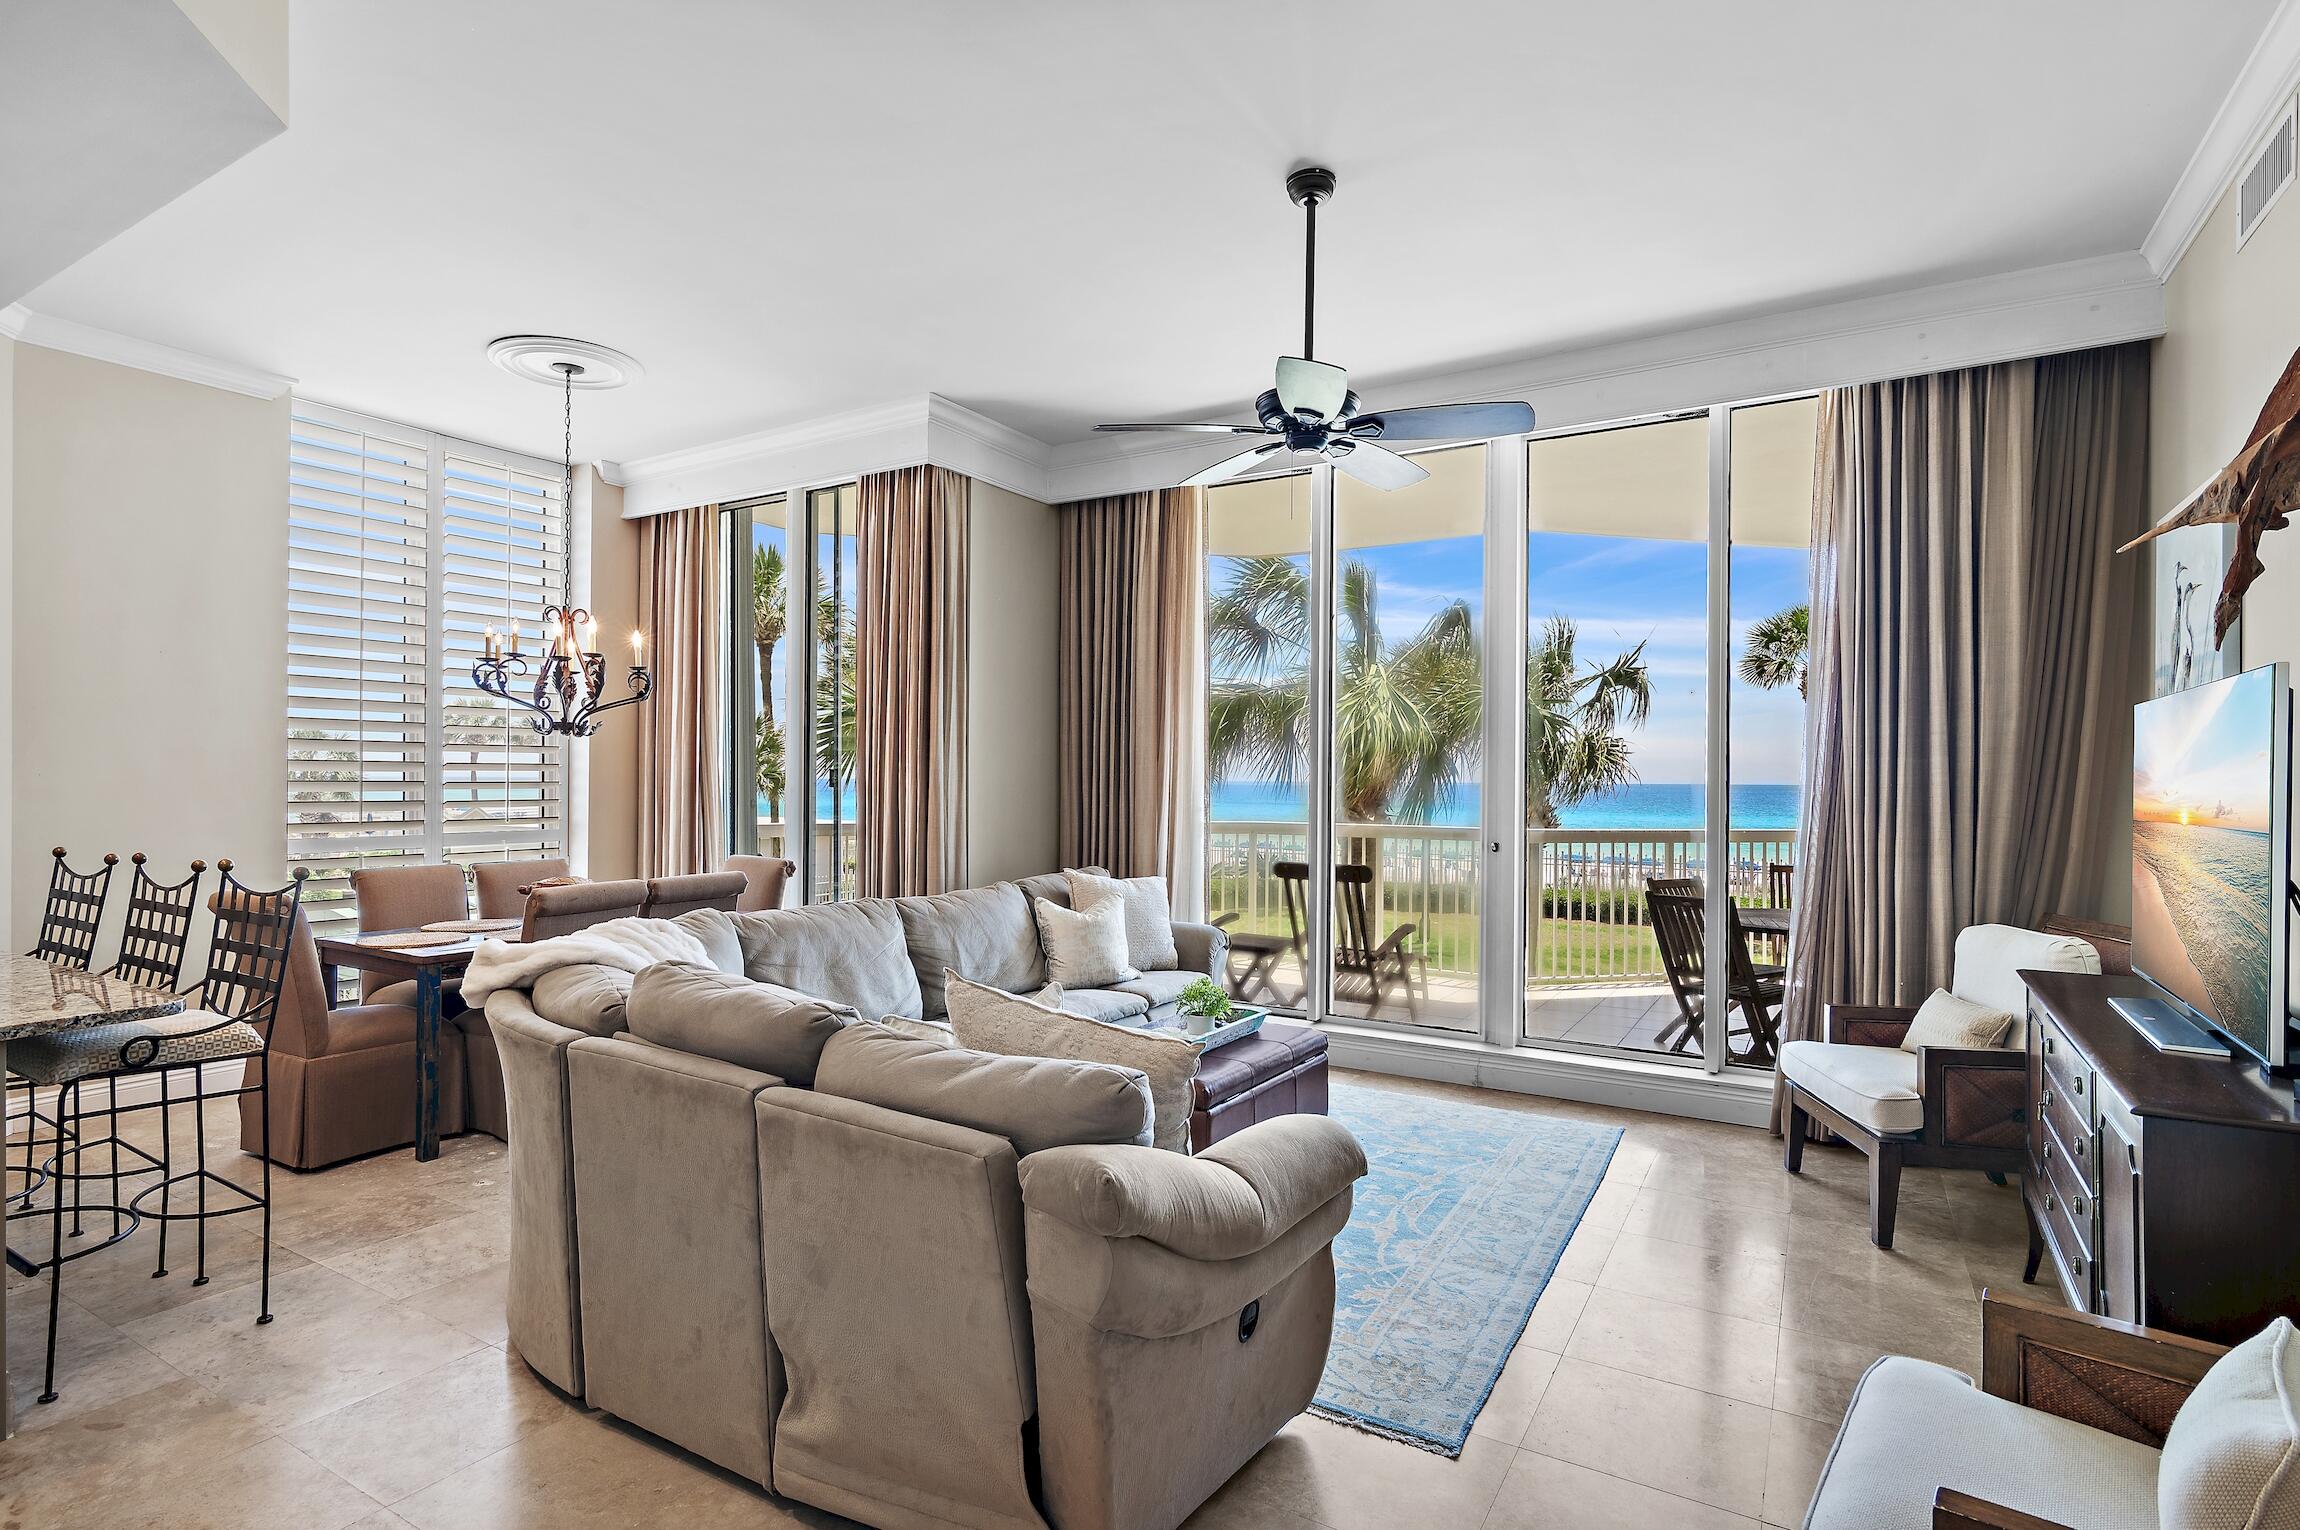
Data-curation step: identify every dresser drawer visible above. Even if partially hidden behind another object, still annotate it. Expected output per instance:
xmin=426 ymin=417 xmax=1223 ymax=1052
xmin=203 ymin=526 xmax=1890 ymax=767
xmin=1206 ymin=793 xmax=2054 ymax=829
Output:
xmin=2040 ymin=1080 xmax=2096 ymax=1194
xmin=2040 ymin=1127 xmax=2094 ymax=1251
xmin=2037 ymin=1015 xmax=2093 ymax=1118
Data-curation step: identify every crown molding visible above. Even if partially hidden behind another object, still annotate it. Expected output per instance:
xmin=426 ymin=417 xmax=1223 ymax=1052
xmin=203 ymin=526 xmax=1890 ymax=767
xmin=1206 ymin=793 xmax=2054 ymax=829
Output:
xmin=1040 ymin=251 xmax=2166 ymax=502
xmin=616 ymin=393 xmax=1053 ymax=515
xmin=2143 ymin=0 xmax=2300 ymax=277
xmin=0 ymin=303 xmax=293 ymax=400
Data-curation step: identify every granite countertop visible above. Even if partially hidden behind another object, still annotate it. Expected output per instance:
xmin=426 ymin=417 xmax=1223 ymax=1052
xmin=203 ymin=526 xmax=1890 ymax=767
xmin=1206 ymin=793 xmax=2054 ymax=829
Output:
xmin=0 ymin=955 xmax=186 ymax=1043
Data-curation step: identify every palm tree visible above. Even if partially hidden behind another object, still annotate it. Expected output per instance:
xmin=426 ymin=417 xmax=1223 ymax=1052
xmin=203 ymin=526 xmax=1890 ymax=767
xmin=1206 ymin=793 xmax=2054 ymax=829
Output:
xmin=752 ymin=544 xmax=788 ymax=816
xmin=1738 ymin=603 xmax=1808 ymax=697
xmin=815 ymin=590 xmax=857 ymax=792
xmin=1207 ymin=555 xmax=1651 ymax=827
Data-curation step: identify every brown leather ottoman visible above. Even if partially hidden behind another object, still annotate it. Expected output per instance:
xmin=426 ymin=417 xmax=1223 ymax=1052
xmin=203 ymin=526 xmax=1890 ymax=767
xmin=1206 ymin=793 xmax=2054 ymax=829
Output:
xmin=1188 ymin=1021 xmax=1329 ymax=1153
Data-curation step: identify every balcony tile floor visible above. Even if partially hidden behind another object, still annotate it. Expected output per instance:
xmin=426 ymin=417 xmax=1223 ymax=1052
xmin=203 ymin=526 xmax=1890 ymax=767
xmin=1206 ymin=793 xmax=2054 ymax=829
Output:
xmin=2 ymin=1071 xmax=2050 ymax=1529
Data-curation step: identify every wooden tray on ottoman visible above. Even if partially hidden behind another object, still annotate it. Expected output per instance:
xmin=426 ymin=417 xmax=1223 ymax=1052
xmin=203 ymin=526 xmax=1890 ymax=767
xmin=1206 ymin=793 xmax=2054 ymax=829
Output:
xmin=1189 ymin=1020 xmax=1329 ymax=1155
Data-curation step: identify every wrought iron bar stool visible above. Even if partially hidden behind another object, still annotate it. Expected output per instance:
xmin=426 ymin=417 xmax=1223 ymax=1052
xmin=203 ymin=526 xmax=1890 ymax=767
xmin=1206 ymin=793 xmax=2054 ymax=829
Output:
xmin=14 ymin=863 xmax=303 ymax=1404
xmin=10 ymin=849 xmax=119 ymax=1213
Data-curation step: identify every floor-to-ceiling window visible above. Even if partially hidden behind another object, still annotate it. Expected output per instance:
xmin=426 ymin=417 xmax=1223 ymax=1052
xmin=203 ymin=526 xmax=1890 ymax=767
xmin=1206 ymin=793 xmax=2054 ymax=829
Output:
xmin=724 ymin=482 xmax=859 ymax=903
xmin=1200 ymin=395 xmax=1815 ymax=1076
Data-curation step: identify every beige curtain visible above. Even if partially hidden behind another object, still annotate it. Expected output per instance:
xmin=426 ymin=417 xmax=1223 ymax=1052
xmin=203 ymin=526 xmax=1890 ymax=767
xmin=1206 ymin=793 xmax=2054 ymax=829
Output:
xmin=636 ymin=504 xmax=727 ymax=877
xmin=1776 ymin=344 xmax=2148 ymax=1131
xmin=1056 ymin=487 xmax=1207 ymax=917
xmin=854 ymin=465 xmax=970 ymax=898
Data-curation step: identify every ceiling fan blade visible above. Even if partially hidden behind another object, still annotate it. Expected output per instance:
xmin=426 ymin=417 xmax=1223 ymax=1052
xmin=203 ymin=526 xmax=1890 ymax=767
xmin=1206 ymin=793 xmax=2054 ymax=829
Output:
xmin=1329 ymin=440 xmax=1429 ymax=491
xmin=1276 ymin=357 xmax=1349 ymax=423
xmin=1094 ymin=422 xmax=1270 ymax=434
xmin=1184 ymin=442 xmax=1290 ymax=487
xmin=1347 ymin=400 xmax=1537 ymax=441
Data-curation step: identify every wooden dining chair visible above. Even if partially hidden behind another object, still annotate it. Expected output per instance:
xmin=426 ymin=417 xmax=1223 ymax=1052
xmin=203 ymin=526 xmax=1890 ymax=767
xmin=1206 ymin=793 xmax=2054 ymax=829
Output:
xmin=1271 ymin=860 xmax=1424 ymax=1020
xmin=1767 ymin=862 xmax=1795 ymax=909
xmin=1645 ymin=887 xmax=1783 ymax=1063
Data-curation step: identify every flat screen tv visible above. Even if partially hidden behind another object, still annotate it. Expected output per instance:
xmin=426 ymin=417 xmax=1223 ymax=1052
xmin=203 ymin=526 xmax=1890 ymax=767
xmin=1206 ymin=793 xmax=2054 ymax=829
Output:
xmin=2128 ymin=663 xmax=2292 ymax=1070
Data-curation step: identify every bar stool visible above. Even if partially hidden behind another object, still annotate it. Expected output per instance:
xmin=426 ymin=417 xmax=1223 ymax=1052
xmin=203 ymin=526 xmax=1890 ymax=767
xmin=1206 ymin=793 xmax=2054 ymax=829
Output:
xmin=9 ymin=849 xmax=119 ymax=1213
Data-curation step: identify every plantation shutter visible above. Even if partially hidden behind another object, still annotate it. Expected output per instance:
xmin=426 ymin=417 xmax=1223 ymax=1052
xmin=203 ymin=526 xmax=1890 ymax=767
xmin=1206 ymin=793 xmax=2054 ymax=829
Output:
xmin=286 ymin=404 xmax=433 ymax=933
xmin=286 ymin=402 xmax=568 ymax=929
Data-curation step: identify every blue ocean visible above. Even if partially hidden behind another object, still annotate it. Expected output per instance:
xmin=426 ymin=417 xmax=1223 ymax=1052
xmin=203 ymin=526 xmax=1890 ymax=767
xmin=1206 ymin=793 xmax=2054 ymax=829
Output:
xmin=784 ymin=780 xmax=1799 ymax=830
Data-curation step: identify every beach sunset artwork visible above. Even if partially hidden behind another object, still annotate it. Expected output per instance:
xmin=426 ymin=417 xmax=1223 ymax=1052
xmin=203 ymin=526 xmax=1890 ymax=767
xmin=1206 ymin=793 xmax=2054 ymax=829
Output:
xmin=2132 ymin=667 xmax=2284 ymax=1059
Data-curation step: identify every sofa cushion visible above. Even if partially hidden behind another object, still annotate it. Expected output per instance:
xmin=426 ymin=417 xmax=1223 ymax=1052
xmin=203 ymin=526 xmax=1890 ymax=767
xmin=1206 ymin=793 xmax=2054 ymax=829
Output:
xmin=625 ymin=962 xmax=856 ymax=1086
xmin=530 ymin=964 xmax=636 ymax=1036
xmin=1901 ymin=988 xmax=2015 ymax=1053
xmin=1067 ymin=869 xmax=1180 ymax=972
xmin=872 ymin=1016 xmax=958 ymax=1047
xmin=1781 ymin=1039 xmax=1923 ymax=1136
xmin=733 ymin=898 xmax=924 ymax=1020
xmin=814 ymin=1022 xmax=1152 ymax=1157
xmin=1805 ymin=1356 xmax=2160 ymax=1530
xmin=1016 ymin=866 xmax=1110 ymax=910
xmin=670 ymin=907 xmax=745 ymax=975
xmin=2158 ymin=1317 xmax=2300 ymax=1530
xmin=897 ymin=882 xmax=1045 ymax=1020
xmin=1108 ymin=970 xmax=1201 ymax=1010
xmin=1032 ymin=895 xmax=1139 ymax=989
xmin=1056 ymin=987 xmax=1152 ymax=1023
xmin=947 ymin=973 xmax=1203 ymax=1153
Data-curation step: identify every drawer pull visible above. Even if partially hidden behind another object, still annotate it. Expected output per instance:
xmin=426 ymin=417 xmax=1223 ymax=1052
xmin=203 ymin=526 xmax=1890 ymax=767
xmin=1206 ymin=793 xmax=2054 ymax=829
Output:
xmin=2045 ymin=1193 xmax=2057 ymax=1213
xmin=2041 ymin=1088 xmax=2055 ymax=1109
xmin=2043 ymin=1035 xmax=2056 ymax=1055
xmin=2072 ymin=1074 xmax=2085 ymax=1097
xmin=2073 ymin=1137 xmax=2087 ymax=1161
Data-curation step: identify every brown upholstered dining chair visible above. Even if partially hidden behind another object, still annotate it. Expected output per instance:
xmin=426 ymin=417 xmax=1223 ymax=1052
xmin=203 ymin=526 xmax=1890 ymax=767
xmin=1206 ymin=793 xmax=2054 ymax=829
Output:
xmin=519 ymin=878 xmax=648 ymax=942
xmin=241 ymin=903 xmax=468 ymax=1170
xmin=726 ymin=855 xmax=796 ymax=912
xmin=350 ymin=864 xmax=470 ymax=1003
xmin=472 ymin=858 xmax=571 ymax=921
xmin=642 ymin=871 xmax=748 ymax=920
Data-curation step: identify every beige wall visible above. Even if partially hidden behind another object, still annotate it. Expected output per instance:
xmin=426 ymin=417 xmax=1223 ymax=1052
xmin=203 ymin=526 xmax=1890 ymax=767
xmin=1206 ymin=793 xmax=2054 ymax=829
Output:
xmin=11 ymin=344 xmax=288 ymax=950
xmin=574 ymin=466 xmax=640 ymax=879
xmin=965 ymin=479 xmax=1059 ymax=885
xmin=2154 ymin=172 xmax=2300 ymax=978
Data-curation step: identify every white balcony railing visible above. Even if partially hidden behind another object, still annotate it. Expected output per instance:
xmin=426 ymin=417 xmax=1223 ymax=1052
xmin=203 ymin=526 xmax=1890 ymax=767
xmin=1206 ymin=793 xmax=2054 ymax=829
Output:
xmin=1206 ymin=819 xmax=1797 ymax=987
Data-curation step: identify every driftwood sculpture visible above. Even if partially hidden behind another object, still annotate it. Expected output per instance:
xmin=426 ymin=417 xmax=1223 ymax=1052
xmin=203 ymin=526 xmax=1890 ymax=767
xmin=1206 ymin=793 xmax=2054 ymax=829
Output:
xmin=2122 ymin=343 xmax=2300 ymax=646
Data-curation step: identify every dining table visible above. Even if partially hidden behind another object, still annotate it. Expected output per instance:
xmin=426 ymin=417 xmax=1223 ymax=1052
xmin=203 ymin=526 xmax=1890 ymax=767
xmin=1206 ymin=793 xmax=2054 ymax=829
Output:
xmin=314 ymin=925 xmax=516 ymax=1164
xmin=0 ymin=954 xmax=189 ymax=1438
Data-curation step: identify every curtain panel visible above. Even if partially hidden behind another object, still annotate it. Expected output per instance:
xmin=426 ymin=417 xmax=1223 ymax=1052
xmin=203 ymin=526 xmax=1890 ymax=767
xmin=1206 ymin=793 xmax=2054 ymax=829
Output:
xmin=1056 ymin=487 xmax=1208 ymax=918
xmin=1776 ymin=343 xmax=2149 ymax=1130
xmin=854 ymin=465 xmax=970 ymax=898
xmin=636 ymin=503 xmax=728 ymax=877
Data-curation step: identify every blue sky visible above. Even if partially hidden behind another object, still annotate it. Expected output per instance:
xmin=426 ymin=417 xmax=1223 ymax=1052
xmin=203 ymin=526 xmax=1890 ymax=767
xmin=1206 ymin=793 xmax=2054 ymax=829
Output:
xmin=1221 ymin=530 xmax=1809 ymax=788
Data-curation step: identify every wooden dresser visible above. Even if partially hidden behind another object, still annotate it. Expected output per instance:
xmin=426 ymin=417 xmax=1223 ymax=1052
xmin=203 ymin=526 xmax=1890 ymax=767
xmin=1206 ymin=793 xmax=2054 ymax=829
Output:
xmin=2023 ymin=969 xmax=2300 ymax=1344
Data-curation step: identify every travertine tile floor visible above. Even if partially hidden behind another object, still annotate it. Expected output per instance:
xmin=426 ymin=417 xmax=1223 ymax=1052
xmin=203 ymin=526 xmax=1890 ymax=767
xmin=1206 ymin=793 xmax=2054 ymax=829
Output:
xmin=0 ymin=1070 xmax=2050 ymax=1529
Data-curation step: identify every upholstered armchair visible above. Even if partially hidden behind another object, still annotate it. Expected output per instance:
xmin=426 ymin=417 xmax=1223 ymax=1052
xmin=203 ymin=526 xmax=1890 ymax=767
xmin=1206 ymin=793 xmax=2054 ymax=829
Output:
xmin=1782 ymin=924 xmax=2102 ymax=1247
xmin=241 ymin=910 xmax=467 ymax=1169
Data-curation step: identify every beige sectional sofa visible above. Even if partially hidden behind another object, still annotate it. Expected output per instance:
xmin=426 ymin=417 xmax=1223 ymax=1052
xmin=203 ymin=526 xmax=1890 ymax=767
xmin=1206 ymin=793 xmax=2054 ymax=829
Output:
xmin=488 ymin=879 xmax=1363 ymax=1530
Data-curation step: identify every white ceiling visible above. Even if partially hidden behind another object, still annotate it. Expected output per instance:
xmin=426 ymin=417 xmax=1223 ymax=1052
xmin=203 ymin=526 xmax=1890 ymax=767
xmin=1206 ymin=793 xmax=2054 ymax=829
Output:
xmin=21 ymin=0 xmax=2283 ymax=466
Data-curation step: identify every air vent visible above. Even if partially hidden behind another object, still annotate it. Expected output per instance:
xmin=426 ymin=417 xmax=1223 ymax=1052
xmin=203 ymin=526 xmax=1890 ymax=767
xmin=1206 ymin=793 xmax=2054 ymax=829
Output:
xmin=2238 ymin=103 xmax=2296 ymax=248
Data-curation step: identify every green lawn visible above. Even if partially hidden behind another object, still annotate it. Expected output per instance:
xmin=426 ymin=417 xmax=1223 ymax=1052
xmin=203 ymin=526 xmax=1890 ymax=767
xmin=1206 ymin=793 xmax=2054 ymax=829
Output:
xmin=1210 ymin=905 xmax=1665 ymax=983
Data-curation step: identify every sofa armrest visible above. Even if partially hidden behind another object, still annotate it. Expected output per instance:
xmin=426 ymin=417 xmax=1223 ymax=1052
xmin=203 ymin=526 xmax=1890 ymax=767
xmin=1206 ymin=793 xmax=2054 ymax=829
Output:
xmin=1932 ymin=1488 xmax=2074 ymax=1530
xmin=1171 ymin=920 xmax=1229 ymax=978
xmin=1019 ymin=1115 xmax=1365 ymax=1261
xmin=1825 ymin=1002 xmax=1918 ymax=1047
xmin=1977 ymin=1288 xmax=2226 ymax=1445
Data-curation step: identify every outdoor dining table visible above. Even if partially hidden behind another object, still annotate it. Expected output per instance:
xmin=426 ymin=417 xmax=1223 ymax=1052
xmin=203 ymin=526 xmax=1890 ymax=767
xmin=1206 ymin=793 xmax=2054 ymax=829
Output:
xmin=314 ymin=927 xmax=512 ymax=1164
xmin=0 ymin=954 xmax=188 ymax=1437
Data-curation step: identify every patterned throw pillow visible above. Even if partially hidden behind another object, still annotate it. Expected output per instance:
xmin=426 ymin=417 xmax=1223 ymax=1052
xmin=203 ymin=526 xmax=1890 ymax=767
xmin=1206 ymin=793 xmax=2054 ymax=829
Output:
xmin=1029 ymin=894 xmax=1139 ymax=989
xmin=1899 ymin=989 xmax=2016 ymax=1053
xmin=1064 ymin=869 xmax=1180 ymax=972
xmin=944 ymin=971 xmax=1202 ymax=1152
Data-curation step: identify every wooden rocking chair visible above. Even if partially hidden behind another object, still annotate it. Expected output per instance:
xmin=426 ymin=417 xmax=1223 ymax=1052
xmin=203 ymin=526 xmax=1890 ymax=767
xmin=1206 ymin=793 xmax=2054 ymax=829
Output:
xmin=1273 ymin=860 xmax=1427 ymax=1020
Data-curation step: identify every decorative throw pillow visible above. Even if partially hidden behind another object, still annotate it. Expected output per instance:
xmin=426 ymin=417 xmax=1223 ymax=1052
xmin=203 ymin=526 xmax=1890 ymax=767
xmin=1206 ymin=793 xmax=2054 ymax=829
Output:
xmin=2158 ymin=1317 xmax=2300 ymax=1529
xmin=1030 ymin=894 xmax=1139 ymax=989
xmin=1065 ymin=869 xmax=1180 ymax=972
xmin=1900 ymin=989 xmax=2016 ymax=1054
xmin=944 ymin=971 xmax=1202 ymax=1152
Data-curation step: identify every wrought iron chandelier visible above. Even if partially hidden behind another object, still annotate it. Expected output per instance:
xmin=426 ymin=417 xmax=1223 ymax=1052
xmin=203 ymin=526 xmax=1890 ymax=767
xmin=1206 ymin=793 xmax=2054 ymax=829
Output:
xmin=472 ymin=349 xmax=653 ymax=736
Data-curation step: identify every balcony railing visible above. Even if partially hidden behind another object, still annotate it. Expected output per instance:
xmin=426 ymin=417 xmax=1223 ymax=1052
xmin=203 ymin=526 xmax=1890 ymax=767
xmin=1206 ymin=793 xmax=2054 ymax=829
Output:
xmin=1206 ymin=819 xmax=1797 ymax=987
xmin=757 ymin=819 xmax=860 ymax=903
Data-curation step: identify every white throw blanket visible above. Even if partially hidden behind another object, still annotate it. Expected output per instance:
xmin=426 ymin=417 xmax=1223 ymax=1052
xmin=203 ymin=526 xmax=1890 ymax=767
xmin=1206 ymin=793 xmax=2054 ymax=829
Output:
xmin=461 ymin=916 xmax=713 ymax=1006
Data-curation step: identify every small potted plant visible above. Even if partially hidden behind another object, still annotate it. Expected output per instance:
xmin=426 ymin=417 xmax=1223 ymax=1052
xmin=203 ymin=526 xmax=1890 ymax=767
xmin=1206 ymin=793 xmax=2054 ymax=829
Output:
xmin=1176 ymin=977 xmax=1234 ymax=1028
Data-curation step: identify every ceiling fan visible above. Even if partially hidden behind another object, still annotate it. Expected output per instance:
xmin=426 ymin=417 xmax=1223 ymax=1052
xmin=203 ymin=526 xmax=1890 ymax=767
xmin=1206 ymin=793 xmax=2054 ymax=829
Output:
xmin=1096 ymin=166 xmax=1536 ymax=490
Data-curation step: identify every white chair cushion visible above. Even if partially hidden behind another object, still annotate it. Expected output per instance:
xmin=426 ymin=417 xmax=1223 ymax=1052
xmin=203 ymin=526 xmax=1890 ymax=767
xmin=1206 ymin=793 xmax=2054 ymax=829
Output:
xmin=1781 ymin=1039 xmax=1924 ymax=1136
xmin=8 ymin=1010 xmax=264 ymax=1086
xmin=2158 ymin=1317 xmax=2300 ymax=1530
xmin=1805 ymin=1356 xmax=2161 ymax=1530
xmin=1951 ymin=925 xmax=2100 ymax=1047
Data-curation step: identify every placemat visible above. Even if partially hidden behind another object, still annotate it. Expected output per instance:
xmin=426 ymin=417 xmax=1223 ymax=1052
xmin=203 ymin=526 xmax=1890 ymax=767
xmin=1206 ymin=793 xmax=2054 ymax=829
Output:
xmin=419 ymin=918 xmax=522 ymax=934
xmin=359 ymin=930 xmax=471 ymax=949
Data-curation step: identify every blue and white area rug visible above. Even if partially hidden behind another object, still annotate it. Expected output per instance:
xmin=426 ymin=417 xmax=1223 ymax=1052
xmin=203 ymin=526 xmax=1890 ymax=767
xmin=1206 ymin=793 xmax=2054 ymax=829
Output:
xmin=1312 ymin=1081 xmax=1622 ymax=1456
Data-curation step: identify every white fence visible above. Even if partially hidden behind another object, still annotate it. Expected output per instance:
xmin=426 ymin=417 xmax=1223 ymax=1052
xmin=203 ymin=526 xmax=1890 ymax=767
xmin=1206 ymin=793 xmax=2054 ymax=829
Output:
xmin=1206 ymin=820 xmax=1797 ymax=985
